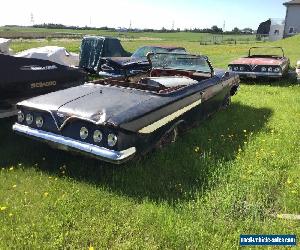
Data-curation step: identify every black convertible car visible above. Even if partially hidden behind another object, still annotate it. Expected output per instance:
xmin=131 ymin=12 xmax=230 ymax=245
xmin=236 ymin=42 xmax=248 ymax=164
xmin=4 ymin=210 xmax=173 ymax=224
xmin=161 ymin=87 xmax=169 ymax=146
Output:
xmin=98 ymin=45 xmax=186 ymax=77
xmin=13 ymin=53 xmax=240 ymax=164
xmin=0 ymin=54 xmax=86 ymax=118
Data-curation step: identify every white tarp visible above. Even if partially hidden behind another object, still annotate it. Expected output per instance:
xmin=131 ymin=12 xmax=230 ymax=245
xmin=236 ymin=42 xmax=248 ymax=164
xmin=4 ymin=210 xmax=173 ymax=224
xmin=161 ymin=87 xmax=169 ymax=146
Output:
xmin=0 ymin=38 xmax=12 ymax=55
xmin=15 ymin=46 xmax=79 ymax=67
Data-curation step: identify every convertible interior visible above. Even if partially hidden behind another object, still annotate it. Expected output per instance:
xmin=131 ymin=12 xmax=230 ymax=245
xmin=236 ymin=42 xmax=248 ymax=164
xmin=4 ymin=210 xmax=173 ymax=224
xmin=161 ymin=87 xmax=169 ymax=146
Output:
xmin=93 ymin=68 xmax=212 ymax=94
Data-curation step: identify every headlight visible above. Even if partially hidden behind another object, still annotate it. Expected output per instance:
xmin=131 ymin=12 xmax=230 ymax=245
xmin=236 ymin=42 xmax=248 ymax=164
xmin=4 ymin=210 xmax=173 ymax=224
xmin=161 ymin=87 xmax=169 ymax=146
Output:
xmin=240 ymin=66 xmax=245 ymax=71
xmin=35 ymin=116 xmax=44 ymax=128
xmin=234 ymin=67 xmax=239 ymax=71
xmin=274 ymin=67 xmax=280 ymax=73
xmin=268 ymin=67 xmax=273 ymax=72
xmin=261 ymin=67 xmax=267 ymax=72
xmin=93 ymin=130 xmax=103 ymax=143
xmin=26 ymin=114 xmax=33 ymax=125
xmin=80 ymin=127 xmax=89 ymax=140
xmin=107 ymin=133 xmax=117 ymax=147
xmin=17 ymin=111 xmax=24 ymax=123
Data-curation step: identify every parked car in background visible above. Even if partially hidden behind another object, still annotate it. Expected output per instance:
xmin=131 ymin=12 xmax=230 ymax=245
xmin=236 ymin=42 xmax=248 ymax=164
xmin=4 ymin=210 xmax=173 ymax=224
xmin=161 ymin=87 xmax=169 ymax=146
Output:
xmin=0 ymin=54 xmax=86 ymax=118
xmin=228 ymin=47 xmax=290 ymax=79
xmin=13 ymin=52 xmax=239 ymax=164
xmin=98 ymin=45 xmax=186 ymax=77
xmin=296 ymin=61 xmax=300 ymax=82
xmin=79 ymin=36 xmax=131 ymax=73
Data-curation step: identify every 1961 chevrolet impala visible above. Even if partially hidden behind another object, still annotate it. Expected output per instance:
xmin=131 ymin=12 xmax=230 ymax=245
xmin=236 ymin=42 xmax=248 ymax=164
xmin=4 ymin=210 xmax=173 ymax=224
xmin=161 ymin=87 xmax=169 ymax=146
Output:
xmin=228 ymin=47 xmax=290 ymax=79
xmin=13 ymin=53 xmax=240 ymax=164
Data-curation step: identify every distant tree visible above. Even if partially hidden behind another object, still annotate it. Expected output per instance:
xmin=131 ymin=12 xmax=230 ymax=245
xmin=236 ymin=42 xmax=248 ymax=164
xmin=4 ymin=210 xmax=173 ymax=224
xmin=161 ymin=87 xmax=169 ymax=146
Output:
xmin=242 ymin=28 xmax=254 ymax=34
xmin=232 ymin=27 xmax=241 ymax=34
xmin=211 ymin=25 xmax=223 ymax=33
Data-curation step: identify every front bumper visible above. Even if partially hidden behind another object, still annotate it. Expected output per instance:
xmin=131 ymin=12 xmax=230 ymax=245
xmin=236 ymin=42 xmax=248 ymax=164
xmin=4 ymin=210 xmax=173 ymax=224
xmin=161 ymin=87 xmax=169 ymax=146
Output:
xmin=13 ymin=123 xmax=136 ymax=164
xmin=232 ymin=71 xmax=283 ymax=78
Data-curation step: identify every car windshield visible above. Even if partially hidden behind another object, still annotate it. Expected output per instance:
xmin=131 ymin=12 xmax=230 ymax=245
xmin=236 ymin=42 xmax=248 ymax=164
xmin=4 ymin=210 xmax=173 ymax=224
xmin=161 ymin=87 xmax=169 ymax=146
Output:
xmin=131 ymin=46 xmax=185 ymax=59
xmin=149 ymin=53 xmax=212 ymax=73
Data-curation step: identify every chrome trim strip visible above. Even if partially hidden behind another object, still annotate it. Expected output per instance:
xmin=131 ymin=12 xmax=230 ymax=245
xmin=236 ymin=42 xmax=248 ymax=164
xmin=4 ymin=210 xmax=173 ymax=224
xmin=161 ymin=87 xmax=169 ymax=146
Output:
xmin=13 ymin=124 xmax=136 ymax=164
xmin=138 ymin=99 xmax=202 ymax=134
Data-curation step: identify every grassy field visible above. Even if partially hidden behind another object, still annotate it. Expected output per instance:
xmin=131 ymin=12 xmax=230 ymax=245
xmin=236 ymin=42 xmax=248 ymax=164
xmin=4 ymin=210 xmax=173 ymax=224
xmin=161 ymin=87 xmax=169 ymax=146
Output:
xmin=0 ymin=33 xmax=299 ymax=249
xmin=1 ymin=26 xmax=258 ymax=44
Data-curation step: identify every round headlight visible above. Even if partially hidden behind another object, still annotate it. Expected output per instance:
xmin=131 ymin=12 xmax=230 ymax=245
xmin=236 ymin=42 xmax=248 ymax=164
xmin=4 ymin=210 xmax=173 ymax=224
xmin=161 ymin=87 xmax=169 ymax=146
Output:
xmin=274 ymin=67 xmax=280 ymax=73
xmin=35 ymin=116 xmax=44 ymax=128
xmin=107 ymin=133 xmax=117 ymax=147
xmin=234 ymin=67 xmax=239 ymax=71
xmin=17 ymin=111 xmax=25 ymax=123
xmin=93 ymin=130 xmax=103 ymax=143
xmin=268 ymin=67 xmax=273 ymax=72
xmin=240 ymin=66 xmax=245 ymax=71
xmin=261 ymin=67 xmax=267 ymax=72
xmin=80 ymin=127 xmax=89 ymax=140
xmin=26 ymin=114 xmax=33 ymax=125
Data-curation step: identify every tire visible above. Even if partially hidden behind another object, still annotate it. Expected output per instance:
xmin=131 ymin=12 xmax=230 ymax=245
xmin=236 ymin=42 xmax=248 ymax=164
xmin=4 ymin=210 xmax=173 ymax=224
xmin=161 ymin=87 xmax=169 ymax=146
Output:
xmin=221 ymin=94 xmax=231 ymax=109
xmin=156 ymin=126 xmax=178 ymax=149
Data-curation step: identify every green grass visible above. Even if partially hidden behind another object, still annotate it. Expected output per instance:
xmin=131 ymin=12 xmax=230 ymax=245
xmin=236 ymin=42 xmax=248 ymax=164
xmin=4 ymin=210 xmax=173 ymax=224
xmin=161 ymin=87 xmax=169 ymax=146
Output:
xmin=0 ymin=33 xmax=300 ymax=249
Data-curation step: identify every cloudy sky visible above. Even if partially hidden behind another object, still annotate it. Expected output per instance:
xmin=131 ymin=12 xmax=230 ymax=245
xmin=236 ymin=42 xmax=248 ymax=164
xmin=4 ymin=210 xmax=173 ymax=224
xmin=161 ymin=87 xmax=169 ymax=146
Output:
xmin=0 ymin=0 xmax=287 ymax=30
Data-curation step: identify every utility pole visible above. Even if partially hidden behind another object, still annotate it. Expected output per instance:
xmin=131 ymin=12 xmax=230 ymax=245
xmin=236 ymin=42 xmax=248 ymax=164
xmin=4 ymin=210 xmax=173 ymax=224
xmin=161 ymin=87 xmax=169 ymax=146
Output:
xmin=30 ymin=13 xmax=34 ymax=26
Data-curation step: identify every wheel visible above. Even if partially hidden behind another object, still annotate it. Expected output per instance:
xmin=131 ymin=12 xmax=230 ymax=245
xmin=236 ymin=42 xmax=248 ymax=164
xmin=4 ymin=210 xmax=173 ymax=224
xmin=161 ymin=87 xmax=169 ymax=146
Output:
xmin=156 ymin=126 xmax=178 ymax=149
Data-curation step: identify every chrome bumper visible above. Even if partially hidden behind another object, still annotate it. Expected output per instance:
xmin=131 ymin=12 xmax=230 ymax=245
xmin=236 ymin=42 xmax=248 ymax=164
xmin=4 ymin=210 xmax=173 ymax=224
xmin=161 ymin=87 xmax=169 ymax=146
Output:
xmin=13 ymin=124 xmax=136 ymax=164
xmin=232 ymin=71 xmax=283 ymax=78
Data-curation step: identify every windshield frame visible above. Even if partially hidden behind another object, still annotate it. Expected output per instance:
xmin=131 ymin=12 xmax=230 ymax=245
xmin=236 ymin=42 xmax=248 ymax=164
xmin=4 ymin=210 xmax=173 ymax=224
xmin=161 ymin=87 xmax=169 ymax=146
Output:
xmin=146 ymin=52 xmax=214 ymax=76
xmin=248 ymin=47 xmax=285 ymax=58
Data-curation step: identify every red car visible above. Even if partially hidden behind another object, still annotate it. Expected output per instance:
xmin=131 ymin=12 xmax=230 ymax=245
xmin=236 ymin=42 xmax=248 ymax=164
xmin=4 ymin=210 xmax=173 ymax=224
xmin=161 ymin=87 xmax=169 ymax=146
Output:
xmin=228 ymin=47 xmax=290 ymax=79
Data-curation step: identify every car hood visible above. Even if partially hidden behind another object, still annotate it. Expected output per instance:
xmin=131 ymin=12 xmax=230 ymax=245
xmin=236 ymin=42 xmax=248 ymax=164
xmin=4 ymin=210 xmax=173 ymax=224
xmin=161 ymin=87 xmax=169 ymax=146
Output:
xmin=230 ymin=57 xmax=283 ymax=66
xmin=18 ymin=83 xmax=158 ymax=127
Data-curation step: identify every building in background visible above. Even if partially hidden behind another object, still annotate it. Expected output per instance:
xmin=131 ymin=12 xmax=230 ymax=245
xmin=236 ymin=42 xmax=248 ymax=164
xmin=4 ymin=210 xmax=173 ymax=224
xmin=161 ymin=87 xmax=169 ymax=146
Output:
xmin=256 ymin=18 xmax=284 ymax=41
xmin=283 ymin=0 xmax=300 ymax=37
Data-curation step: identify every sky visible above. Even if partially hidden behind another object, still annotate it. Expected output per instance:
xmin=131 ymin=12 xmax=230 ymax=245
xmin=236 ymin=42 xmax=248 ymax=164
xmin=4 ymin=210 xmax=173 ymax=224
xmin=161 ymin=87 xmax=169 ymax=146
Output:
xmin=0 ymin=0 xmax=288 ymax=30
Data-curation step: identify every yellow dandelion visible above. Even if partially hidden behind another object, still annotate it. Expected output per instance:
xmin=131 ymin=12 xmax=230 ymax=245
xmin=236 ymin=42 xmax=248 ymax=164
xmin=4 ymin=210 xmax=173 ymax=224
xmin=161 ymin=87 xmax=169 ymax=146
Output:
xmin=89 ymin=246 xmax=94 ymax=250
xmin=55 ymin=178 xmax=58 ymax=181
xmin=277 ymin=214 xmax=283 ymax=219
xmin=238 ymin=148 xmax=242 ymax=152
xmin=0 ymin=207 xmax=7 ymax=211
xmin=287 ymin=179 xmax=292 ymax=185
xmin=9 ymin=213 xmax=13 ymax=217
xmin=194 ymin=146 xmax=200 ymax=153
xmin=44 ymin=192 xmax=49 ymax=197
xmin=24 ymin=191 xmax=28 ymax=195
xmin=12 ymin=185 xmax=17 ymax=188
xmin=9 ymin=167 xmax=14 ymax=171
xmin=48 ymin=176 xmax=52 ymax=179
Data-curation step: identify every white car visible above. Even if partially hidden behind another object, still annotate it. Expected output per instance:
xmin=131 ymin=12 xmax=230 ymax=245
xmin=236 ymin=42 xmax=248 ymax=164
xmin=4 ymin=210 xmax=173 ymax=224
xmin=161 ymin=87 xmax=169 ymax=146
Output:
xmin=15 ymin=46 xmax=79 ymax=67
xmin=297 ymin=61 xmax=300 ymax=81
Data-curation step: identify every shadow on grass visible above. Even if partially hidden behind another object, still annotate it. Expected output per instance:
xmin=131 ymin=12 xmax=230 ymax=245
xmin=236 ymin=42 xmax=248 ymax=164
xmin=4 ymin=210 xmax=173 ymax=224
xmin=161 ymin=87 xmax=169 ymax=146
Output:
xmin=240 ymin=76 xmax=298 ymax=87
xmin=0 ymin=103 xmax=272 ymax=204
